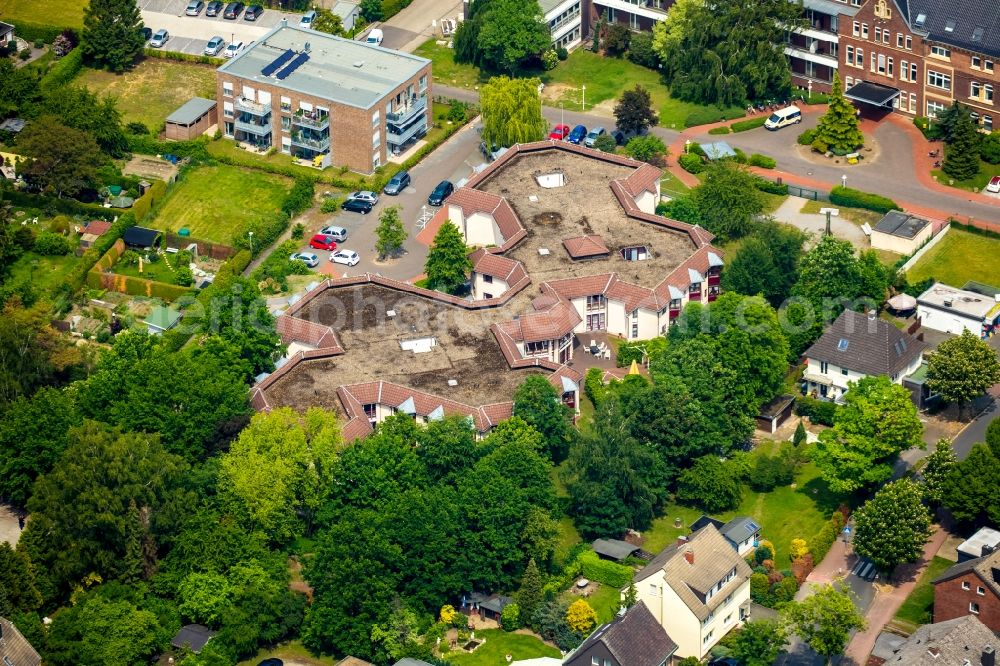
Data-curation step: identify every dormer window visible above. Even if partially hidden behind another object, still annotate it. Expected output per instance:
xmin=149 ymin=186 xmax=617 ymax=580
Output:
xmin=621 ymin=246 xmax=648 ymax=261
xmin=689 ymin=282 xmax=701 ymax=294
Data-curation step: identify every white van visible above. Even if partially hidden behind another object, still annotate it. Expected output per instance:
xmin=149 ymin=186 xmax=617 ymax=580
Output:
xmin=366 ymin=28 xmax=384 ymax=46
xmin=299 ymin=9 xmax=316 ymax=28
xmin=764 ymin=105 xmax=802 ymax=130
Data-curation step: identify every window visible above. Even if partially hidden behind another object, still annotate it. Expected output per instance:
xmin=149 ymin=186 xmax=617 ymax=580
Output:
xmin=910 ymin=62 xmax=918 ymax=81
xmin=927 ymin=100 xmax=946 ymax=117
xmin=525 ymin=341 xmax=550 ymax=356
xmin=842 ymin=368 xmax=849 ymax=376
xmin=987 ymin=84 xmax=994 ymax=103
xmin=820 ymin=361 xmax=829 ymax=374
xmin=372 ymin=111 xmax=380 ymax=128
xmin=281 ymin=116 xmax=291 ymax=131
xmin=930 ymin=45 xmax=951 ymax=58
xmin=223 ymin=101 xmax=234 ymax=119
xmin=987 ymin=61 xmax=995 ymax=73
xmin=419 ymin=74 xmax=428 ymax=91
xmin=878 ymin=53 xmax=886 ymax=74
xmin=985 ymin=115 xmax=994 ymax=131
xmin=973 ymin=56 xmax=982 ymax=69
xmin=874 ymin=27 xmax=881 ymax=43
xmin=603 ymin=660 xmax=611 ymax=666
xmin=586 ymin=295 xmax=605 ymax=311
xmin=846 ymin=76 xmax=854 ymax=87
xmin=725 ymin=613 xmax=733 ymax=625
xmin=482 ymin=274 xmax=493 ymax=284
xmin=896 ymin=33 xmax=903 ymax=47
xmin=592 ymin=657 xmax=600 ymax=666
xmin=888 ymin=57 xmax=893 ymax=76
xmin=910 ymin=93 xmax=917 ymax=113
xmin=223 ymin=82 xmax=233 ymax=97
xmin=846 ymin=45 xmax=854 ymax=65
xmin=621 ymin=246 xmax=648 ymax=261
xmin=703 ymin=630 xmax=715 ymax=644
xmin=372 ymin=152 xmax=381 ymax=169
xmin=883 ymin=29 xmax=889 ymax=44
xmin=978 ymin=586 xmax=986 ymax=595
xmin=688 ymin=281 xmax=701 ymax=294
xmin=853 ymin=21 xmax=860 ymax=37
xmin=631 ymin=322 xmax=639 ymax=338
xmin=856 ymin=48 xmax=864 ymax=66
xmin=649 ymin=584 xmax=658 ymax=595
xmin=372 ymin=130 xmax=381 ymax=148
xmin=927 ymin=71 xmax=951 ymax=90
xmin=861 ymin=23 xmax=868 ymax=39
xmin=280 ymin=96 xmax=291 ymax=112
xmin=972 ymin=81 xmax=983 ymax=98
xmin=901 ymin=60 xmax=909 ymax=80
xmin=905 ymin=35 xmax=912 ymax=49
xmin=971 ymin=602 xmax=980 ymax=614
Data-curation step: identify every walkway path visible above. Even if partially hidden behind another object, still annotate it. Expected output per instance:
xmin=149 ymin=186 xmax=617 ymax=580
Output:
xmin=772 ymin=196 xmax=867 ymax=248
xmin=842 ymin=526 xmax=949 ymax=665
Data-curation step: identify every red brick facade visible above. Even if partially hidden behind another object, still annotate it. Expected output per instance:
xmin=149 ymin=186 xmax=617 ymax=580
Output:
xmin=934 ymin=572 xmax=1000 ymax=633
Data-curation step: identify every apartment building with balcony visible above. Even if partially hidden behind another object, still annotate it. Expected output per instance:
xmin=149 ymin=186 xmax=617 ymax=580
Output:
xmin=216 ymin=22 xmax=431 ymax=173
xmin=543 ymin=0 xmax=583 ymax=50
xmin=836 ymin=0 xmax=999 ymax=130
xmin=583 ymin=0 xmax=671 ymax=36
xmin=786 ymin=0 xmax=860 ymax=92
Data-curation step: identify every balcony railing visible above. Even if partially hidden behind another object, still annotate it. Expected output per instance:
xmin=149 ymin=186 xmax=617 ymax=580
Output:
xmin=292 ymin=111 xmax=330 ymax=130
xmin=235 ymin=118 xmax=272 ymax=136
xmin=386 ymin=95 xmax=427 ymax=124
xmin=386 ymin=117 xmax=427 ymax=146
xmin=236 ymin=97 xmax=271 ymax=116
xmin=549 ymin=10 xmax=580 ymax=32
xmin=290 ymin=133 xmax=331 ymax=151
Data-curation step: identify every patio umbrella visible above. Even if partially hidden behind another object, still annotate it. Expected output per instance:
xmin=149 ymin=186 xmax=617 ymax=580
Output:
xmin=628 ymin=359 xmax=640 ymax=375
xmin=887 ymin=294 xmax=917 ymax=310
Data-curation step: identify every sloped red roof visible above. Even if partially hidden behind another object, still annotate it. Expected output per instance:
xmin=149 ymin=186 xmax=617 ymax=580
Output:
xmin=607 ymin=278 xmax=659 ymax=312
xmin=563 ymin=235 xmax=610 ymax=259
xmin=544 ymin=273 xmax=617 ymax=300
xmin=84 ymin=220 xmax=112 ymax=237
xmin=275 ymin=315 xmax=342 ymax=351
xmin=621 ymin=162 xmax=661 ymax=197
xmin=469 ymin=248 xmax=526 ymax=282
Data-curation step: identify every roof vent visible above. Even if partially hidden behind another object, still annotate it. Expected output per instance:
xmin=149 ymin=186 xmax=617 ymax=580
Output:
xmin=353 ymin=60 xmax=364 ymax=68
xmin=944 ymin=299 xmax=953 ymax=307
xmin=973 ymin=27 xmax=985 ymax=42
xmin=945 ymin=19 xmax=956 ymax=32
xmin=915 ymin=12 xmax=927 ymax=26
xmin=448 ymin=379 xmax=458 ymax=386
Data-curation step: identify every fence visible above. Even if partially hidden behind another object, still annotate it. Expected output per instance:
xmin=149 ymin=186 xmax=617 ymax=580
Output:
xmin=164 ymin=233 xmax=237 ymax=261
xmin=87 ymin=239 xmax=194 ymax=301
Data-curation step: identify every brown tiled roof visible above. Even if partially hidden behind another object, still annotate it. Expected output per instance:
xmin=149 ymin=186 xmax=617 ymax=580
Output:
xmin=804 ymin=309 xmax=926 ymax=377
xmin=563 ymin=235 xmax=610 ymax=259
xmin=655 ymin=245 xmax=724 ymax=303
xmin=275 ymin=315 xmax=342 ymax=350
xmin=469 ymin=248 xmax=527 ymax=283
xmin=499 ymin=299 xmax=581 ymax=344
xmin=634 ymin=524 xmax=753 ymax=621
xmin=1 ymin=616 xmax=41 ymax=666
xmin=84 ymin=220 xmax=112 ymax=236
xmin=544 ymin=273 xmax=617 ymax=300
xmin=607 ymin=278 xmax=659 ymax=313
xmin=564 ymin=602 xmax=677 ymax=666
xmin=621 ymin=162 xmax=661 ymax=197
xmin=446 ymin=189 xmax=522 ymax=243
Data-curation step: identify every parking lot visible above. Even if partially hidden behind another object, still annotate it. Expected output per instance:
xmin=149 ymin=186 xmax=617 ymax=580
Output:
xmin=139 ymin=0 xmax=301 ymax=57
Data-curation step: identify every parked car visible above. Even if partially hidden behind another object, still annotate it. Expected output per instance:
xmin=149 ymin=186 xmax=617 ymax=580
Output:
xmin=988 ymin=176 xmax=1000 ymax=193
xmin=584 ymin=127 xmax=606 ymax=147
xmin=331 ymin=250 xmax=360 ymax=266
xmin=548 ymin=124 xmax=570 ymax=140
xmin=223 ymin=2 xmax=245 ymax=19
xmin=149 ymin=29 xmax=169 ymax=47
xmin=299 ymin=9 xmax=317 ymax=27
xmin=185 ymin=0 xmax=205 ymax=15
xmin=764 ymin=105 xmax=802 ymax=130
xmin=244 ymin=4 xmax=263 ymax=20
xmin=205 ymin=0 xmax=224 ymax=15
xmin=479 ymin=141 xmax=507 ymax=162
xmin=140 ymin=26 xmax=152 ymax=41
xmin=567 ymin=124 xmax=587 ymax=144
xmin=257 ymin=659 xmax=283 ymax=666
xmin=204 ymin=36 xmax=225 ymax=56
xmin=319 ymin=225 xmax=348 ymax=242
xmin=611 ymin=127 xmax=640 ymax=146
xmin=308 ymin=234 xmax=338 ymax=251
xmin=383 ymin=170 xmax=410 ymax=195
xmin=341 ymin=198 xmax=373 ymax=214
xmin=223 ymin=40 xmax=243 ymax=57
xmin=346 ymin=190 xmax=379 ymax=205
xmin=427 ymin=180 xmax=454 ymax=206
xmin=366 ymin=28 xmax=383 ymax=46
xmin=289 ymin=252 xmax=319 ymax=268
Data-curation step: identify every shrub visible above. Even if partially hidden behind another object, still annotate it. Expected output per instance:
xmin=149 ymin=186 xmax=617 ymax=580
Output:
xmin=39 ymin=47 xmax=82 ymax=93
xmin=18 ymin=47 xmax=31 ymax=60
xmin=731 ymin=117 xmax=767 ymax=133
xmin=687 ymin=142 xmax=706 ymax=157
xmin=556 ymin=46 xmax=569 ymax=60
xmin=13 ymin=226 xmax=36 ymax=251
xmin=791 ymin=553 xmax=814 ymax=583
xmin=624 ymin=135 xmax=667 ymax=164
xmin=797 ymin=128 xmax=818 ymax=145
xmin=583 ymin=367 xmax=606 ymax=406
xmin=829 ymin=185 xmax=901 ymax=214
xmin=33 ymin=231 xmax=72 ymax=255
xmin=753 ymin=178 xmax=787 ymax=195
xmin=771 ymin=575 xmax=799 ymax=603
xmin=980 ymin=132 xmax=1000 ymax=164
xmin=578 ymin=550 xmax=633 ymax=588
xmin=291 ymin=223 xmax=305 ymax=240
xmin=790 ymin=538 xmax=810 ymax=560
xmin=750 ymin=573 xmax=771 ymax=605
xmin=684 ymin=107 xmax=745 ymax=128
xmin=542 ymin=49 xmax=559 ymax=70
xmin=33 ymin=39 xmax=45 ymax=49
xmin=10 ymin=21 xmax=64 ymax=44
xmin=126 ymin=122 xmax=149 ymax=135
xmin=733 ymin=148 xmax=749 ymax=164
xmin=749 ymin=153 xmax=777 ymax=169
xmin=320 ymin=197 xmax=341 ymax=213
xmin=755 ymin=542 xmax=775 ymax=564
xmin=500 ymin=603 xmax=521 ymax=631
xmin=810 ymin=138 xmax=828 ymax=154
xmin=593 ymin=134 xmax=617 ymax=153
xmin=447 ymin=102 xmax=468 ymax=122
xmin=678 ymin=153 xmax=704 ymax=174
xmin=282 ymin=176 xmax=317 ymax=217
xmin=795 ymin=395 xmax=838 ymax=426
xmin=750 ymin=447 xmax=797 ymax=491
xmin=142 ymin=48 xmax=224 ymax=66
xmin=708 ymin=126 xmax=731 ymax=135
xmin=677 ymin=456 xmax=743 ymax=513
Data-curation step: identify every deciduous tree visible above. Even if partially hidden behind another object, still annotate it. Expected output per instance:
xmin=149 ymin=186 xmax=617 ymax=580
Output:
xmin=782 ymin=584 xmax=865 ymax=663
xmin=44 ymin=86 xmax=128 ymax=157
xmin=425 ymin=221 xmax=472 ymax=294
xmin=0 ymin=297 xmax=83 ymax=407
xmin=614 ymin=85 xmax=658 ymax=136
xmin=513 ymin=374 xmax=575 ymax=462
xmin=676 ymin=455 xmax=742 ymax=513
xmin=0 ymin=543 xmax=42 ymax=614
xmin=812 ymin=375 xmax=923 ymax=493
xmin=623 ymin=134 xmax=667 ymax=165
xmin=565 ymin=599 xmax=597 ymax=635
xmin=691 ymin=161 xmax=764 ymax=240
xmin=721 ymin=221 xmax=806 ymax=306
xmin=852 ymin=479 xmax=932 ymax=574
xmin=82 ymin=0 xmax=146 ymax=72
xmin=375 ymin=205 xmax=407 ymax=260
xmin=472 ymin=0 xmax=550 ymax=74
xmin=921 ymin=439 xmax=956 ymax=507
xmin=730 ymin=620 xmax=788 ymax=666
xmin=202 ymin=274 xmax=283 ymax=378
xmin=17 ymin=116 xmax=104 ymax=198
xmin=814 ymin=73 xmax=863 ymax=153
xmin=926 ymin=329 xmax=1000 ymax=416
xmin=481 ymin=75 xmax=547 ymax=148
xmin=311 ymin=8 xmax=345 ymax=35
xmin=942 ymin=442 xmax=1000 ymax=526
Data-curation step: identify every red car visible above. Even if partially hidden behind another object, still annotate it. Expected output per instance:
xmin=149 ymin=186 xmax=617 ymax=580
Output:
xmin=308 ymin=234 xmax=338 ymax=251
xmin=548 ymin=124 xmax=570 ymax=140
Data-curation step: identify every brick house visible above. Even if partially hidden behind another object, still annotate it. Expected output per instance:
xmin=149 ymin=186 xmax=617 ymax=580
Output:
xmin=216 ymin=22 xmax=431 ymax=173
xmin=933 ymin=548 xmax=1000 ymax=633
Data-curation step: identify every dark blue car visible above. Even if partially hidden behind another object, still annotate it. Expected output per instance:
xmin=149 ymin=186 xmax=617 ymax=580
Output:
xmin=567 ymin=124 xmax=587 ymax=144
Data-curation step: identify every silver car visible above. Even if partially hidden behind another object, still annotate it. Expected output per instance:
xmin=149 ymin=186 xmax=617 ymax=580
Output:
xmin=319 ymin=225 xmax=348 ymax=242
xmin=346 ymin=190 xmax=379 ymax=205
xmin=204 ymin=36 xmax=225 ymax=56
xmin=149 ymin=29 xmax=169 ymax=48
xmin=289 ymin=252 xmax=320 ymax=268
xmin=185 ymin=0 xmax=205 ymax=15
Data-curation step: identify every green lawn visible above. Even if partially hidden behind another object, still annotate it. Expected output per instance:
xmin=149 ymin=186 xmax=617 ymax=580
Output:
xmin=237 ymin=640 xmax=340 ymax=666
xmin=577 ymin=583 xmax=623 ymax=625
xmin=112 ymin=256 xmax=180 ymax=286
xmin=660 ymin=173 xmax=691 ymax=199
xmin=8 ymin=250 xmax=80 ymax=298
xmin=907 ymin=228 xmax=1000 ymax=288
xmin=892 ymin=556 xmax=953 ymax=632
xmin=148 ymin=165 xmax=291 ymax=244
xmin=76 ymin=59 xmax=218 ymax=133
xmin=414 ymin=40 xmax=743 ymax=129
xmin=760 ymin=192 xmax=788 ymax=214
xmin=800 ymin=199 xmax=883 ymax=227
xmin=0 ymin=0 xmax=84 ymax=28
xmin=642 ymin=442 xmax=847 ymax=565
xmin=932 ymin=160 xmax=1000 ymax=192
xmin=443 ymin=629 xmax=560 ymax=666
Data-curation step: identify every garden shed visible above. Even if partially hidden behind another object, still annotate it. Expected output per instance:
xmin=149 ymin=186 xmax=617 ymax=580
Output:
xmin=165 ymin=97 xmax=218 ymax=141
xmin=755 ymin=394 xmax=795 ymax=434
xmin=144 ymin=305 xmax=182 ymax=335
xmin=123 ymin=226 xmax=161 ymax=250
xmin=171 ymin=624 xmax=216 ymax=654
xmin=592 ymin=538 xmax=641 ymax=562
xmin=701 ymin=141 xmax=737 ymax=160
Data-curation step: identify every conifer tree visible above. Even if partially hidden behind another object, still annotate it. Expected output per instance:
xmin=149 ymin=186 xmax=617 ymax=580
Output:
xmin=942 ymin=108 xmax=982 ymax=181
xmin=815 ymin=73 xmax=864 ymax=153
xmin=82 ymin=0 xmax=146 ymax=72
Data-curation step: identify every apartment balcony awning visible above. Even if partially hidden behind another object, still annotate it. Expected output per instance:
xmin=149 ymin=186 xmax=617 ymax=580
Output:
xmin=845 ymin=81 xmax=901 ymax=108
xmin=802 ymin=372 xmax=834 ymax=386
xmin=387 ymin=117 xmax=428 ymax=147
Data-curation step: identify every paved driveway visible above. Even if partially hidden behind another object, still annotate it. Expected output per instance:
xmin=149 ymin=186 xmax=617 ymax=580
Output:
xmin=140 ymin=0 xmax=300 ymax=55
xmin=379 ymin=0 xmax=463 ymax=51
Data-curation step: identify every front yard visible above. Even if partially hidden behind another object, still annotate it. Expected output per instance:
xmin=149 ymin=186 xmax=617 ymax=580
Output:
xmin=76 ymin=59 xmax=218 ymax=134
xmin=442 ymin=629 xmax=560 ymax=666
xmin=147 ymin=165 xmax=292 ymax=245
xmin=236 ymin=640 xmax=341 ymax=666
xmin=891 ymin=555 xmax=953 ymax=634
xmin=932 ymin=160 xmax=1000 ymax=193
xmin=906 ymin=227 xmax=1000 ymax=288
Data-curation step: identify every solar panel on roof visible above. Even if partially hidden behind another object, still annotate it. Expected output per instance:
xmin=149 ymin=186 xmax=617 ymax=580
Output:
xmin=746 ymin=521 xmax=760 ymax=533
xmin=276 ymin=52 xmax=309 ymax=80
xmin=261 ymin=49 xmax=295 ymax=76
xmin=915 ymin=12 xmax=926 ymax=25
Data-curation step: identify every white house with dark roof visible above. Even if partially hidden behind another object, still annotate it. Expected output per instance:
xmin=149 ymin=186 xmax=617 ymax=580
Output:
xmin=563 ymin=602 xmax=677 ymax=666
xmin=803 ymin=309 xmax=926 ymax=401
xmin=916 ymin=283 xmax=1000 ymax=338
xmin=632 ymin=524 xmax=752 ymax=660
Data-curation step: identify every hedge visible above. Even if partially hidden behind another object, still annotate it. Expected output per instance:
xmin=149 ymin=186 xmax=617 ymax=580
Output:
xmin=683 ymin=107 xmax=745 ymax=128
xmin=10 ymin=21 xmax=69 ymax=44
xmin=951 ymin=221 xmax=1000 ymax=241
xmin=130 ymin=179 xmax=168 ymax=222
xmin=87 ymin=238 xmax=193 ymax=300
xmin=708 ymin=126 xmax=731 ymax=135
xmin=231 ymin=176 xmax=315 ymax=257
xmin=678 ymin=153 xmax=704 ymax=174
xmin=749 ymin=153 xmax=777 ymax=169
xmin=754 ymin=178 xmax=788 ymax=195
xmin=797 ymin=128 xmax=818 ymax=146
xmin=142 ymin=48 xmax=224 ymax=67
xmin=68 ymin=213 xmax=137 ymax=290
xmin=794 ymin=395 xmax=837 ymax=426
xmin=0 ymin=187 xmax=115 ymax=219
xmin=578 ymin=550 xmax=633 ymax=588
xmin=829 ymin=186 xmax=901 ymax=214
xmin=811 ymin=511 xmax=847 ymax=563
xmin=127 ymin=134 xmax=212 ymax=160
xmin=39 ymin=48 xmax=83 ymax=94
xmin=731 ymin=117 xmax=767 ymax=133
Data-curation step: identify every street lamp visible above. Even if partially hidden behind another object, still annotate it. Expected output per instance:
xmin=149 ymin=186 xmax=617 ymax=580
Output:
xmin=248 ymin=230 xmax=254 ymax=255
xmin=685 ymin=139 xmax=691 ymax=154
xmin=581 ymin=85 xmax=586 ymax=112
xmin=841 ymin=174 xmax=847 ymax=188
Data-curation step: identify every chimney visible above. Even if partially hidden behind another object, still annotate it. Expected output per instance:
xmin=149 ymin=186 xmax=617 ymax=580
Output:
xmin=684 ymin=549 xmax=694 ymax=565
xmin=984 ymin=645 xmax=996 ymax=666
xmin=676 ymin=535 xmax=689 ymax=548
